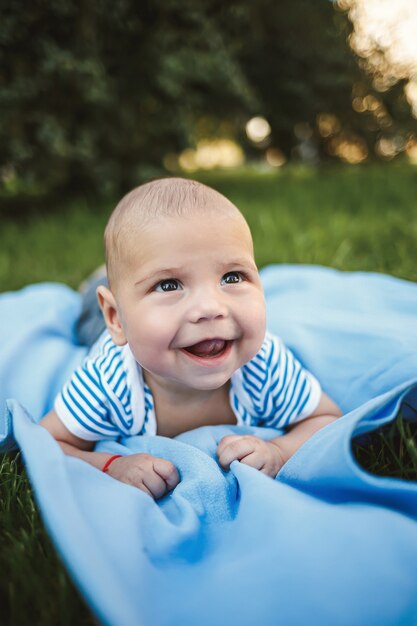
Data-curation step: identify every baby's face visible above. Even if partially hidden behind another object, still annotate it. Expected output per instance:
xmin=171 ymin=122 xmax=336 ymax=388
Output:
xmin=113 ymin=212 xmax=266 ymax=392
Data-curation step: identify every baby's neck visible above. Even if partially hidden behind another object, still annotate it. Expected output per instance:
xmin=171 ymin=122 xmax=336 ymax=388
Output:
xmin=143 ymin=371 xmax=236 ymax=437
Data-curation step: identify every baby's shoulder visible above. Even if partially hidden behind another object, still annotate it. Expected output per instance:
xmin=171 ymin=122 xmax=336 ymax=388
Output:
xmin=82 ymin=331 xmax=127 ymax=377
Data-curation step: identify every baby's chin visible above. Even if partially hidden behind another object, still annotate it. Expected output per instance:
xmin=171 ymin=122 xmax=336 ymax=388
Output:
xmin=177 ymin=372 xmax=232 ymax=391
xmin=145 ymin=370 xmax=230 ymax=393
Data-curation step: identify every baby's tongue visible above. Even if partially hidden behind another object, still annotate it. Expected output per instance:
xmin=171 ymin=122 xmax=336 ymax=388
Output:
xmin=185 ymin=338 xmax=226 ymax=357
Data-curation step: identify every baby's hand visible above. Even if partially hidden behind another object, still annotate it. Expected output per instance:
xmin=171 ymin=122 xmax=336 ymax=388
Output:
xmin=105 ymin=453 xmax=180 ymax=499
xmin=217 ymin=435 xmax=285 ymax=478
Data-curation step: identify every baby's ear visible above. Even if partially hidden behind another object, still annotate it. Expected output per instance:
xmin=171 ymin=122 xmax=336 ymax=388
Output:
xmin=96 ymin=286 xmax=127 ymax=346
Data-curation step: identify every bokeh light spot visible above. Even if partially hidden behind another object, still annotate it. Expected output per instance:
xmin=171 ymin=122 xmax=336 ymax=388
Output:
xmin=246 ymin=117 xmax=272 ymax=143
xmin=177 ymin=139 xmax=244 ymax=172
xmin=265 ymin=148 xmax=286 ymax=167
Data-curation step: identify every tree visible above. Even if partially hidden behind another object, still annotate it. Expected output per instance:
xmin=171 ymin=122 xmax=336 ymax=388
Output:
xmin=1 ymin=0 xmax=415 ymax=203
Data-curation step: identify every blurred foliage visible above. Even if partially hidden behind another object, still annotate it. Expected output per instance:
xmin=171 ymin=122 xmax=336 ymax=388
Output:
xmin=1 ymin=0 xmax=416 ymax=204
xmin=226 ymin=1 xmax=417 ymax=163
xmin=0 ymin=0 xmax=256 ymax=201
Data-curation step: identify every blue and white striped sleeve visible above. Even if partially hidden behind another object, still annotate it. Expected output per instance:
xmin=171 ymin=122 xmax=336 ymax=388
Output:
xmin=267 ymin=335 xmax=321 ymax=427
xmin=243 ymin=334 xmax=321 ymax=429
xmin=54 ymin=348 xmax=122 ymax=441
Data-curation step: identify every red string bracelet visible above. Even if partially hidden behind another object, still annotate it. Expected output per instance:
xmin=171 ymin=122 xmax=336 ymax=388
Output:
xmin=102 ymin=455 xmax=122 ymax=473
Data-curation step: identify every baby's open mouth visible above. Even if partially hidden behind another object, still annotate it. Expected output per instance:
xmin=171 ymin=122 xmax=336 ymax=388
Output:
xmin=183 ymin=338 xmax=229 ymax=358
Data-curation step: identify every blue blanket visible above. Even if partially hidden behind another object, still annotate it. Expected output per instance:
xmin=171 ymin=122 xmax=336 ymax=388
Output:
xmin=2 ymin=265 xmax=417 ymax=626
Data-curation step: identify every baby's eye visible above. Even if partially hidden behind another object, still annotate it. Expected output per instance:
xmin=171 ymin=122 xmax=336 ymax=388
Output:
xmin=221 ymin=271 xmax=244 ymax=285
xmin=154 ymin=279 xmax=182 ymax=292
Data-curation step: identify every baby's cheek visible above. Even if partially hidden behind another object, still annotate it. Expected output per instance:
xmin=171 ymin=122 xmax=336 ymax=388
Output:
xmin=132 ymin=343 xmax=171 ymax=376
xmin=243 ymin=306 xmax=266 ymax=356
xmin=129 ymin=323 xmax=174 ymax=367
xmin=246 ymin=299 xmax=267 ymax=336
xmin=240 ymin=329 xmax=265 ymax=365
xmin=141 ymin=330 xmax=172 ymax=355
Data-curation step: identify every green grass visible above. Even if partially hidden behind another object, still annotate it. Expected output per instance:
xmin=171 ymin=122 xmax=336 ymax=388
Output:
xmin=0 ymin=455 xmax=96 ymax=626
xmin=352 ymin=412 xmax=417 ymax=481
xmin=1 ymin=162 xmax=417 ymax=624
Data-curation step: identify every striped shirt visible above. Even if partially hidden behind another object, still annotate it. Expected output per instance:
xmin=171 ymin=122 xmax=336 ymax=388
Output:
xmin=54 ymin=331 xmax=321 ymax=441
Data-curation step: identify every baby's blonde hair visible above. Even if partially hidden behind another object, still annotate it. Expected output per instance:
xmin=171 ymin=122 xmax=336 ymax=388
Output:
xmin=104 ymin=177 xmax=248 ymax=289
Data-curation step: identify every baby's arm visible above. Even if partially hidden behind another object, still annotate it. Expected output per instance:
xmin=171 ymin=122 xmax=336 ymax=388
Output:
xmin=40 ymin=410 xmax=180 ymax=499
xmin=217 ymin=391 xmax=341 ymax=477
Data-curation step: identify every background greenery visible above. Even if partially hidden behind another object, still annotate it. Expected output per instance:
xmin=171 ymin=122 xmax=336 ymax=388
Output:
xmin=1 ymin=165 xmax=417 ymax=625
xmin=1 ymin=0 xmax=417 ymax=201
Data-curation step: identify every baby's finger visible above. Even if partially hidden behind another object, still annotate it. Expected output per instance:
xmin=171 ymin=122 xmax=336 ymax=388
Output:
xmin=152 ymin=458 xmax=180 ymax=490
xmin=238 ymin=451 xmax=264 ymax=471
xmin=142 ymin=471 xmax=171 ymax=500
xmin=135 ymin=482 xmax=153 ymax=498
xmin=217 ymin=438 xmax=256 ymax=470
xmin=216 ymin=435 xmax=244 ymax=456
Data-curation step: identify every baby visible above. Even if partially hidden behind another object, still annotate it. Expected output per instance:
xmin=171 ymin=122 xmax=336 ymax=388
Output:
xmin=40 ymin=177 xmax=341 ymax=499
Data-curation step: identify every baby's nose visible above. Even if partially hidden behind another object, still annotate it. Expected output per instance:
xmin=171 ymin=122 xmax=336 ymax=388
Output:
xmin=188 ymin=289 xmax=228 ymax=323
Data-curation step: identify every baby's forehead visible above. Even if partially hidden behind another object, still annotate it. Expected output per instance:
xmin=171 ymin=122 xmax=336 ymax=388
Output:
xmin=119 ymin=211 xmax=254 ymax=266
xmin=132 ymin=209 xmax=251 ymax=241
